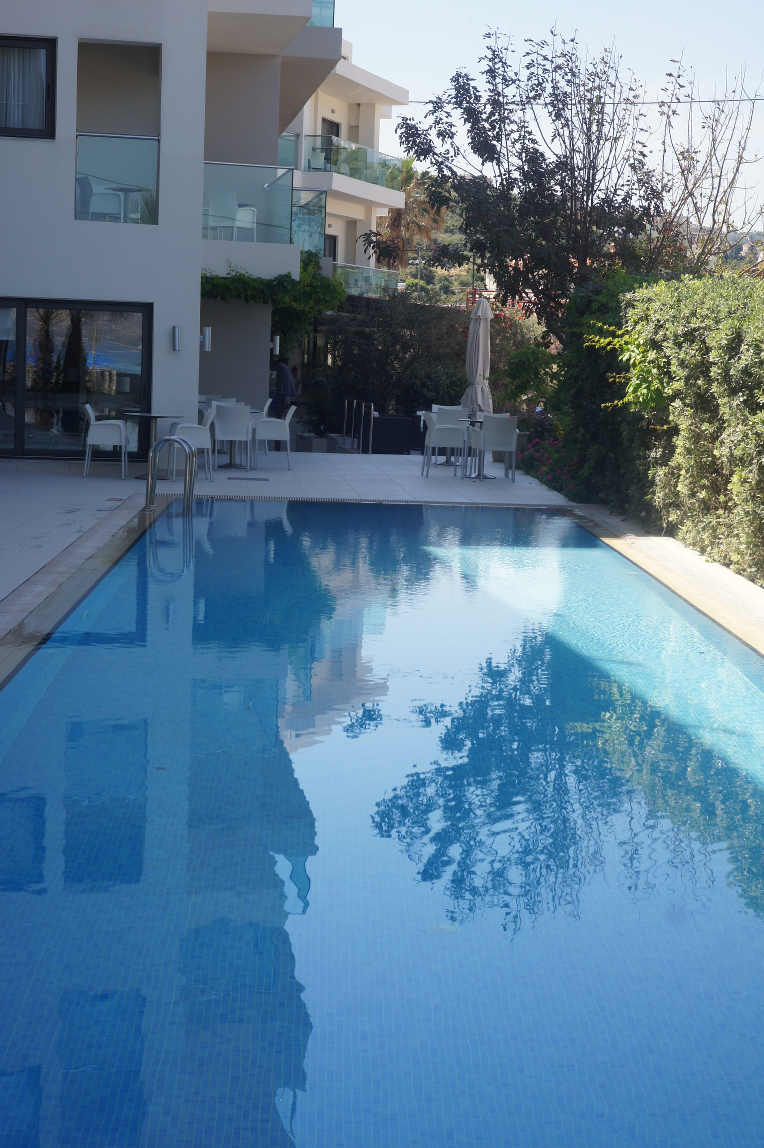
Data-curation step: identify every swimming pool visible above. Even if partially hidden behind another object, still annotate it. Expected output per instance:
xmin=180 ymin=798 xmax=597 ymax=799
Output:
xmin=1 ymin=499 xmax=764 ymax=1146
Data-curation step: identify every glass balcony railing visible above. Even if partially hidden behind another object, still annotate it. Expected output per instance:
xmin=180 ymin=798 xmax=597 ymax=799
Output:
xmin=291 ymin=189 xmax=327 ymax=256
xmin=202 ymin=163 xmax=293 ymax=243
xmin=334 ymin=263 xmax=400 ymax=295
xmin=278 ymin=132 xmax=299 ymax=168
xmin=304 ymin=135 xmax=402 ymax=191
xmin=307 ymin=0 xmax=334 ymax=27
xmin=75 ymin=134 xmax=159 ymax=224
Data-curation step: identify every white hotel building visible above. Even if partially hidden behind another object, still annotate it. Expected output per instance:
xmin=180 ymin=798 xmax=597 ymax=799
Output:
xmin=0 ymin=0 xmax=407 ymax=463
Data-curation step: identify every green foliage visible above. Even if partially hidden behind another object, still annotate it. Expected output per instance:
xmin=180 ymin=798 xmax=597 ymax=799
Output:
xmin=201 ymin=250 xmax=346 ymax=354
xmin=493 ymin=341 xmax=557 ymax=407
xmin=302 ymin=295 xmax=470 ymax=434
xmin=617 ymin=276 xmax=764 ymax=582
xmin=539 ymin=271 xmax=671 ymax=523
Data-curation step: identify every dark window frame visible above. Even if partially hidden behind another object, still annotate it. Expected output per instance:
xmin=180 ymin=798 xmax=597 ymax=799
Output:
xmin=0 ymin=296 xmax=153 ymax=459
xmin=0 ymin=35 xmax=57 ymax=139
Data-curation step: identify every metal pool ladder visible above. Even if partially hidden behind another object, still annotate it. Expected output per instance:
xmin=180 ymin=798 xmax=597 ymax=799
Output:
xmin=143 ymin=437 xmax=196 ymax=515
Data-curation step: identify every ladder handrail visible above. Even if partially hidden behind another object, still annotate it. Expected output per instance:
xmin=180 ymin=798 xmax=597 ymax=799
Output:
xmin=143 ymin=436 xmax=196 ymax=514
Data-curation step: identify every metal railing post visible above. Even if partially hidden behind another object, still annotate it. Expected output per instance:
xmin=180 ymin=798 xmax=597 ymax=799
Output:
xmin=350 ymin=399 xmax=357 ymax=451
xmin=342 ymin=399 xmax=348 ymax=447
xmin=368 ymin=403 xmax=374 ymax=455
xmin=143 ymin=436 xmax=196 ymax=515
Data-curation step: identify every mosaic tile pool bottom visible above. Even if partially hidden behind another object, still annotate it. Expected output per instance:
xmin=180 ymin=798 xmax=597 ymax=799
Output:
xmin=1 ymin=500 xmax=764 ymax=1146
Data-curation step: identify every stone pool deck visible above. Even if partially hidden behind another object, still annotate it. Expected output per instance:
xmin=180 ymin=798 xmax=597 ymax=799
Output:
xmin=1 ymin=455 xmax=763 ymax=658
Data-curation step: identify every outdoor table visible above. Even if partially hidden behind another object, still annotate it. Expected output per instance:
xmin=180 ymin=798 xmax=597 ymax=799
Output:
xmin=106 ymin=186 xmax=139 ymax=223
xmin=458 ymin=417 xmax=492 ymax=480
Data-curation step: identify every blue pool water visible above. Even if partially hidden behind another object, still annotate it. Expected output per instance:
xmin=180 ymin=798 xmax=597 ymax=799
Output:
xmin=1 ymin=500 xmax=764 ymax=1146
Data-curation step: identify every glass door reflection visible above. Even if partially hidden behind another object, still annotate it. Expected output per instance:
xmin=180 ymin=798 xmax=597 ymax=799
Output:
xmin=24 ymin=307 xmax=145 ymax=456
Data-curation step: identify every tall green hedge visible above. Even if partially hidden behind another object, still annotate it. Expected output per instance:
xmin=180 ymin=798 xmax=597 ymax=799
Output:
xmin=619 ymin=276 xmax=764 ymax=584
xmin=555 ymin=273 xmax=671 ymax=524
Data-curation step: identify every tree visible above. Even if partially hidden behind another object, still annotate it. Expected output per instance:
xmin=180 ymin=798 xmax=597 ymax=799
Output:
xmin=362 ymin=158 xmax=446 ymax=270
xmin=397 ymin=31 xmax=761 ymax=341
xmin=201 ymin=250 xmax=346 ymax=353
xmin=639 ymin=61 xmax=762 ymax=273
xmin=398 ymin=31 xmax=659 ymax=341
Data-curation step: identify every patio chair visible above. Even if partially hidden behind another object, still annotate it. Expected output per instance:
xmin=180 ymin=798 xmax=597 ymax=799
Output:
xmin=467 ymin=413 xmax=518 ymax=481
xmin=171 ymin=407 xmax=215 ymax=481
xmin=88 ymin=191 xmax=123 ymax=222
xmin=421 ymin=411 xmax=465 ymax=477
xmin=211 ymin=403 xmax=253 ymax=469
xmin=250 ymin=398 xmax=272 ymax=459
xmin=253 ymin=405 xmax=297 ymax=470
xmin=432 ymin=405 xmax=464 ymax=466
xmin=83 ymin=403 xmax=128 ymax=478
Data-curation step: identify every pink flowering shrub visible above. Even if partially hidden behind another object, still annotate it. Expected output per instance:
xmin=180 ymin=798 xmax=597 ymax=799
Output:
xmin=518 ymin=437 xmax=583 ymax=499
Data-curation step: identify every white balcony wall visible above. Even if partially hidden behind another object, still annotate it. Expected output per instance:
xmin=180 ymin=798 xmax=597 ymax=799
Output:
xmin=1 ymin=0 xmax=208 ymax=429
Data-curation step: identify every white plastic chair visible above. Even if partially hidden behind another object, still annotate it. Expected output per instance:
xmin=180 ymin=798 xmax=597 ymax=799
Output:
xmin=206 ymin=193 xmax=257 ymax=240
xmin=88 ymin=192 xmax=123 ymax=222
xmin=249 ymin=398 xmax=272 ymax=461
xmin=467 ymin=413 xmax=518 ymax=480
xmin=421 ymin=411 xmax=465 ymax=477
xmin=171 ymin=407 xmax=215 ymax=481
xmin=212 ymin=403 xmax=253 ymax=469
xmin=83 ymin=403 xmax=128 ymax=478
xmin=431 ymin=406 xmax=464 ymax=467
xmin=253 ymin=405 xmax=297 ymax=470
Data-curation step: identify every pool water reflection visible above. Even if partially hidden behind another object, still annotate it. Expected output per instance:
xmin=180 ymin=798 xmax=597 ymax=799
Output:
xmin=1 ymin=501 xmax=763 ymax=1146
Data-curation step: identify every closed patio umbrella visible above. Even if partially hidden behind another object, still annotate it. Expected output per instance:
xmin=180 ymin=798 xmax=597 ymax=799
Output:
xmin=461 ymin=297 xmax=493 ymax=416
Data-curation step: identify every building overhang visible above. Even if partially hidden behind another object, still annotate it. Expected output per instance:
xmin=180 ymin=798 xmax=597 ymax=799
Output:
xmin=280 ymin=26 xmax=343 ymax=132
xmin=201 ymin=240 xmax=302 ymax=280
xmin=293 ymin=170 xmax=405 ymax=213
xmin=320 ymin=58 xmax=408 ymax=107
xmin=207 ymin=0 xmax=312 ymax=55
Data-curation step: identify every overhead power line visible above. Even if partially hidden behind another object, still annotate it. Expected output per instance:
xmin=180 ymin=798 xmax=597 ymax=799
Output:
xmin=405 ymin=97 xmax=764 ymax=106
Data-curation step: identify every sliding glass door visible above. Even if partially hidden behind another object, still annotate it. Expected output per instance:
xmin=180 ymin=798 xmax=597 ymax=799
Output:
xmin=0 ymin=299 xmax=152 ymax=458
xmin=0 ymin=305 xmax=16 ymax=453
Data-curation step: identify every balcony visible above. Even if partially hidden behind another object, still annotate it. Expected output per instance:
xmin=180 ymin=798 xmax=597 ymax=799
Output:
xmin=334 ymin=263 xmax=399 ymax=296
xmin=278 ymin=132 xmax=299 ymax=168
xmin=307 ymin=0 xmax=334 ymax=27
xmin=75 ymin=135 xmax=159 ymax=224
xmin=292 ymin=189 xmax=327 ymax=256
xmin=202 ymin=163 xmax=293 ymax=244
xmin=304 ymin=135 xmax=402 ymax=191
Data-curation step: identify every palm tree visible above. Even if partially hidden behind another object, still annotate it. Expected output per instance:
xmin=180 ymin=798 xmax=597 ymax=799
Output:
xmin=379 ymin=159 xmax=446 ymax=270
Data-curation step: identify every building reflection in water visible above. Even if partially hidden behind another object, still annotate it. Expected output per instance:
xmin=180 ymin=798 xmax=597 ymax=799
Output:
xmin=56 ymin=990 xmax=146 ymax=1148
xmin=0 ymin=792 xmax=45 ymax=894
xmin=64 ymin=720 xmax=147 ymax=890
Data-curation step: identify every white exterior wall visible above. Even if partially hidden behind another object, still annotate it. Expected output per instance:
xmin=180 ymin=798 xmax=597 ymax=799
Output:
xmin=0 ymin=0 xmax=209 ymax=428
xmin=286 ymin=41 xmax=408 ymax=271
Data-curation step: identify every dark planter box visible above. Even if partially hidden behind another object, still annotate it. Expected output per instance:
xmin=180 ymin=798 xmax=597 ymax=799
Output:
xmin=361 ymin=415 xmax=414 ymax=455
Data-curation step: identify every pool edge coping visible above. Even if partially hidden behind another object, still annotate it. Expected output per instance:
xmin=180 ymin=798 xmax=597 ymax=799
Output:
xmin=0 ymin=497 xmax=173 ymax=690
xmin=566 ymin=508 xmax=764 ymax=659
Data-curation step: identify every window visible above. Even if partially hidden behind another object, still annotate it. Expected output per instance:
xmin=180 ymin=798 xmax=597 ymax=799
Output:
xmin=323 ymin=233 xmax=337 ymax=261
xmin=0 ymin=298 xmax=152 ymax=458
xmin=0 ymin=36 xmax=55 ymax=138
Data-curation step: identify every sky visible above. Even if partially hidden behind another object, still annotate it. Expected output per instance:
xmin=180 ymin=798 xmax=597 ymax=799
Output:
xmin=336 ymin=0 xmax=764 ymax=204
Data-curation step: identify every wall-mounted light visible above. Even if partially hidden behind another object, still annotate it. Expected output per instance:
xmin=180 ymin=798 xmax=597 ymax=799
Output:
xmin=271 ymin=335 xmax=280 ymax=357
xmin=172 ymin=325 xmax=181 ymax=352
xmin=200 ymin=327 xmax=211 ymax=353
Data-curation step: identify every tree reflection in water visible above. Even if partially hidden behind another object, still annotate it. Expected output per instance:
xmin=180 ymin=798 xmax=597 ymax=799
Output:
xmin=373 ymin=630 xmax=764 ymax=934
